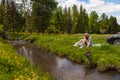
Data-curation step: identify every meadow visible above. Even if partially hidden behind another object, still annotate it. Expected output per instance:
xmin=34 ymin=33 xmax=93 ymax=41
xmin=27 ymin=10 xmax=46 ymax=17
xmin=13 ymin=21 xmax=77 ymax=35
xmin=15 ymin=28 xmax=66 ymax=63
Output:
xmin=0 ymin=38 xmax=53 ymax=80
xmin=24 ymin=34 xmax=120 ymax=71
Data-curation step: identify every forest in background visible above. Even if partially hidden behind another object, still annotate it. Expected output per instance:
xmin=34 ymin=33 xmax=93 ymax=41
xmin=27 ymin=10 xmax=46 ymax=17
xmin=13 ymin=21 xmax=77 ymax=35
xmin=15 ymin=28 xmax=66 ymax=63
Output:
xmin=0 ymin=0 xmax=120 ymax=34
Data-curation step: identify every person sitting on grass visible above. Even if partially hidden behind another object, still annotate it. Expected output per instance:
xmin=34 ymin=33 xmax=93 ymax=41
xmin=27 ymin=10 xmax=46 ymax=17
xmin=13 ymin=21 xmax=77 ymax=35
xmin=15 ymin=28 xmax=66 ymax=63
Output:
xmin=73 ymin=33 xmax=92 ymax=48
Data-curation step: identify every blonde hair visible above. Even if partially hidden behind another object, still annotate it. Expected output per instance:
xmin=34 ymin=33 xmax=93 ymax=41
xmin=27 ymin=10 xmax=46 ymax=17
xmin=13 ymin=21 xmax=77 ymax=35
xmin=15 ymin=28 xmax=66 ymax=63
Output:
xmin=84 ymin=33 xmax=89 ymax=36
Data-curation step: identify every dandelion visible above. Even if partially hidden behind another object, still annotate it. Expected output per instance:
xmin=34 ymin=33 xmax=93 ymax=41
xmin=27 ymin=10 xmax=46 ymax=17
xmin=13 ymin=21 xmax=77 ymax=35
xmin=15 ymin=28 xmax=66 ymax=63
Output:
xmin=19 ymin=75 xmax=24 ymax=79
xmin=14 ymin=78 xmax=19 ymax=80
xmin=27 ymin=78 xmax=31 ymax=80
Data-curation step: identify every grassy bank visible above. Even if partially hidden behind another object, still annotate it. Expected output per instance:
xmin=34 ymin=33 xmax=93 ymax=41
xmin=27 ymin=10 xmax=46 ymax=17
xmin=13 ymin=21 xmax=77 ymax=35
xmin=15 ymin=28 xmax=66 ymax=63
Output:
xmin=24 ymin=34 xmax=120 ymax=71
xmin=0 ymin=38 xmax=53 ymax=80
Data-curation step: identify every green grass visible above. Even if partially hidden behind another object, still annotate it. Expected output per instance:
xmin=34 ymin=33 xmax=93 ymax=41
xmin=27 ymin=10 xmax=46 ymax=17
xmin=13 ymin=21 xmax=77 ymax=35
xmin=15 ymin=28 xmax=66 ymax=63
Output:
xmin=24 ymin=34 xmax=120 ymax=71
xmin=0 ymin=38 xmax=54 ymax=80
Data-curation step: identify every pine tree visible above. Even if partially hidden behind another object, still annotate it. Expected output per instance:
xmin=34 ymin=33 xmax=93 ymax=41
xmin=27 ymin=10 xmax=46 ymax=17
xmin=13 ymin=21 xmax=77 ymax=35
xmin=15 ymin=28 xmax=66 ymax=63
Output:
xmin=24 ymin=10 xmax=33 ymax=33
xmin=66 ymin=7 xmax=72 ymax=33
xmin=0 ymin=4 xmax=4 ymax=24
xmin=76 ymin=5 xmax=88 ymax=33
xmin=98 ymin=13 xmax=109 ymax=34
xmin=63 ymin=6 xmax=68 ymax=33
xmin=3 ymin=0 xmax=25 ymax=32
xmin=31 ymin=0 xmax=57 ymax=33
xmin=49 ymin=6 xmax=64 ymax=33
xmin=108 ymin=16 xmax=118 ymax=34
xmin=82 ymin=9 xmax=89 ymax=33
xmin=71 ymin=5 xmax=79 ymax=33
xmin=88 ymin=11 xmax=99 ymax=33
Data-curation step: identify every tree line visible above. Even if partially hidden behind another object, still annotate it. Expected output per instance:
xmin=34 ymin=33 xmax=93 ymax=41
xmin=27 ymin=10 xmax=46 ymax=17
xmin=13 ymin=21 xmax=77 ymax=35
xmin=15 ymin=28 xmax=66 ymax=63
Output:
xmin=0 ymin=0 xmax=120 ymax=34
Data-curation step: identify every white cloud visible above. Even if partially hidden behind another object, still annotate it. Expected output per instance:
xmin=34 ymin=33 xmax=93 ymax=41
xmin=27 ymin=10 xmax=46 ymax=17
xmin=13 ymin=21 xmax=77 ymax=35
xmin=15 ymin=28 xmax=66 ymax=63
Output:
xmin=56 ymin=0 xmax=120 ymax=24
xmin=57 ymin=0 xmax=86 ymax=9
xmin=117 ymin=16 xmax=120 ymax=23
xmin=90 ymin=3 xmax=120 ymax=13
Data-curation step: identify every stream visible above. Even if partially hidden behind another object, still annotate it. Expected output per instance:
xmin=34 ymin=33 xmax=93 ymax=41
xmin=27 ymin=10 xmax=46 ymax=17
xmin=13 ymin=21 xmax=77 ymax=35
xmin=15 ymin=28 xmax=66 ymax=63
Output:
xmin=12 ymin=40 xmax=120 ymax=80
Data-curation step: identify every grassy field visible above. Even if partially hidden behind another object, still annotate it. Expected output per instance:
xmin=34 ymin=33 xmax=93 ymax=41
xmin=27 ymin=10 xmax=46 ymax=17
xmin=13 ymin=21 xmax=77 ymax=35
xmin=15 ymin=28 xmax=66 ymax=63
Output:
xmin=23 ymin=34 xmax=120 ymax=72
xmin=0 ymin=38 xmax=53 ymax=80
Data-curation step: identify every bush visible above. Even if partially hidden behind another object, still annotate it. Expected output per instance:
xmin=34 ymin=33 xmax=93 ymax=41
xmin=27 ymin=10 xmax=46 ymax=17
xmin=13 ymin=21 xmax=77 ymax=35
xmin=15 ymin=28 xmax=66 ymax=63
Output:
xmin=45 ymin=25 xmax=61 ymax=34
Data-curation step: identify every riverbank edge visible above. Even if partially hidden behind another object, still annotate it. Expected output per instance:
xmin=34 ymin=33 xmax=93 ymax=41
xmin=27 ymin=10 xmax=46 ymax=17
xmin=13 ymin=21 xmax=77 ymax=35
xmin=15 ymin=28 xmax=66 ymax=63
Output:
xmin=0 ymin=38 xmax=54 ymax=80
xmin=9 ymin=33 xmax=120 ymax=72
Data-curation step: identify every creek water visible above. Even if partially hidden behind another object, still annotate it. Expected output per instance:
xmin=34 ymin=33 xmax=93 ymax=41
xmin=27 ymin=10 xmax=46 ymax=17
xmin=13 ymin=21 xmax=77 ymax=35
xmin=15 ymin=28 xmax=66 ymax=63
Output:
xmin=12 ymin=40 xmax=120 ymax=80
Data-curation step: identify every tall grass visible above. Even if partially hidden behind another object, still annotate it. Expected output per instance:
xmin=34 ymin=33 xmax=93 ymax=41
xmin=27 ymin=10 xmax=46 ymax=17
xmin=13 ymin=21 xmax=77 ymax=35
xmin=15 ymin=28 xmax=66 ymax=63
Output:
xmin=24 ymin=34 xmax=120 ymax=71
xmin=0 ymin=38 xmax=53 ymax=80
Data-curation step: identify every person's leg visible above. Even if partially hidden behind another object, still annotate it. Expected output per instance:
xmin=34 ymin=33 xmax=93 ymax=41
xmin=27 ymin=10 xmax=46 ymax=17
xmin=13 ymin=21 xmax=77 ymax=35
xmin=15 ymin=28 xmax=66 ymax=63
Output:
xmin=73 ymin=42 xmax=79 ymax=46
xmin=78 ymin=39 xmax=85 ymax=48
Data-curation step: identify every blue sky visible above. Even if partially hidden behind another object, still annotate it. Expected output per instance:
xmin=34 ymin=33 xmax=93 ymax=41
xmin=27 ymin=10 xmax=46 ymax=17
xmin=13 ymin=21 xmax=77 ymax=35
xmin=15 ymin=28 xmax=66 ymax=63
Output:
xmin=56 ymin=0 xmax=120 ymax=24
xmin=80 ymin=0 xmax=120 ymax=4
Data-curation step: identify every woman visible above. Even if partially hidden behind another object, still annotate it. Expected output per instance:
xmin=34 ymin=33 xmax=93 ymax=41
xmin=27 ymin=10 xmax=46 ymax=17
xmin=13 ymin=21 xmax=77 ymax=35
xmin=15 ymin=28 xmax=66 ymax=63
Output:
xmin=73 ymin=33 xmax=92 ymax=48
xmin=84 ymin=33 xmax=92 ymax=47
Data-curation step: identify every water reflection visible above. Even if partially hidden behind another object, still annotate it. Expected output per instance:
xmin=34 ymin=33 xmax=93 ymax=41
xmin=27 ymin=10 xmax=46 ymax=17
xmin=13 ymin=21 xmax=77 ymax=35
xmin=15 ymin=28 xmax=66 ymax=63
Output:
xmin=13 ymin=42 xmax=120 ymax=80
xmin=56 ymin=57 xmax=73 ymax=70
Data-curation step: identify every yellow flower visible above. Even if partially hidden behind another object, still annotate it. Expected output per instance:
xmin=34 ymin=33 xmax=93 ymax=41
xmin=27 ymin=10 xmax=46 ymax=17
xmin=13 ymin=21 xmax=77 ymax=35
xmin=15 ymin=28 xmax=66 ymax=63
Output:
xmin=19 ymin=75 xmax=24 ymax=79
xmin=14 ymin=78 xmax=19 ymax=80
xmin=27 ymin=78 xmax=31 ymax=80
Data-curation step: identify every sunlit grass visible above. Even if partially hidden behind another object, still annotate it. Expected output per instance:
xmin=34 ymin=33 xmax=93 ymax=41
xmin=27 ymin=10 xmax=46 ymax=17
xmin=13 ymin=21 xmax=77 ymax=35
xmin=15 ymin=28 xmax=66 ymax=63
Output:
xmin=0 ymin=38 xmax=53 ymax=80
xmin=23 ymin=34 xmax=120 ymax=71
xmin=9 ymin=33 xmax=120 ymax=71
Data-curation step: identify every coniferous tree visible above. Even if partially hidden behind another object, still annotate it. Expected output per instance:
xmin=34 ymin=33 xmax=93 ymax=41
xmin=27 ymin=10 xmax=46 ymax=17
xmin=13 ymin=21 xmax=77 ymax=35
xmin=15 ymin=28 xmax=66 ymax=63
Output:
xmin=0 ymin=4 xmax=4 ymax=24
xmin=3 ymin=0 xmax=11 ymax=31
xmin=71 ymin=5 xmax=79 ymax=33
xmin=98 ymin=13 xmax=109 ymax=34
xmin=24 ymin=10 xmax=34 ymax=33
xmin=1 ymin=0 xmax=5 ymax=9
xmin=108 ymin=16 xmax=118 ymax=34
xmin=3 ymin=0 xmax=24 ymax=32
xmin=1 ymin=0 xmax=120 ymax=34
xmin=31 ymin=0 xmax=57 ymax=33
xmin=66 ymin=7 xmax=72 ymax=33
xmin=88 ymin=11 xmax=99 ymax=33
xmin=76 ymin=5 xmax=87 ymax=33
xmin=79 ymin=5 xmax=84 ymax=33
xmin=76 ymin=5 xmax=82 ymax=33
xmin=20 ymin=0 xmax=28 ymax=15
xmin=49 ymin=6 xmax=64 ymax=33
xmin=63 ymin=6 xmax=68 ymax=33
xmin=118 ymin=24 xmax=120 ymax=32
xmin=82 ymin=9 xmax=89 ymax=33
